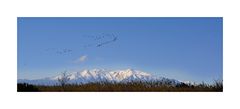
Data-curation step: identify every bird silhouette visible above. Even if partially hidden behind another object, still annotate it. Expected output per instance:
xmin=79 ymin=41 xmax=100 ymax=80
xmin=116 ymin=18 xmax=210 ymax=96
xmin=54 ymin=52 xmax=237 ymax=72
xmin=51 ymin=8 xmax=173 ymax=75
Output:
xmin=82 ymin=33 xmax=118 ymax=47
xmin=96 ymin=34 xmax=118 ymax=47
xmin=44 ymin=33 xmax=118 ymax=55
xmin=45 ymin=48 xmax=73 ymax=55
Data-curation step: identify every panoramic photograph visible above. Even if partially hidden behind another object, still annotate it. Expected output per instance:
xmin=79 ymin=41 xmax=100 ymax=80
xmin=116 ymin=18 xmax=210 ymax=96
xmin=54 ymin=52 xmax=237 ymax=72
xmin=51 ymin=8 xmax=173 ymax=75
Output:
xmin=17 ymin=17 xmax=223 ymax=92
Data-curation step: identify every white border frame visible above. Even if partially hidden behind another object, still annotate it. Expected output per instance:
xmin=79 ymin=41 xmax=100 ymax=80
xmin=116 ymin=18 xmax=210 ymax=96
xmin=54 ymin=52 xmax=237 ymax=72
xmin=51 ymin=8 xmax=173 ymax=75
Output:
xmin=1 ymin=0 xmax=240 ymax=109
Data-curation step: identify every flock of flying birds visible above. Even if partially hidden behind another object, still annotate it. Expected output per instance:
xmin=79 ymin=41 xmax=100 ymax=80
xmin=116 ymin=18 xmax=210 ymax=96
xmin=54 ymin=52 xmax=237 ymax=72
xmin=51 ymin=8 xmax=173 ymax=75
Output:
xmin=22 ymin=33 xmax=117 ymax=67
xmin=45 ymin=33 xmax=118 ymax=55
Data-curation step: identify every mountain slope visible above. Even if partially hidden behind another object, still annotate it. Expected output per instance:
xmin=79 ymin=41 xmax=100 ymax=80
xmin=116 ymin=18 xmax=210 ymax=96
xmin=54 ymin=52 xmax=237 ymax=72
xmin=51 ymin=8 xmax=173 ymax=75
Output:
xmin=18 ymin=69 xmax=181 ymax=85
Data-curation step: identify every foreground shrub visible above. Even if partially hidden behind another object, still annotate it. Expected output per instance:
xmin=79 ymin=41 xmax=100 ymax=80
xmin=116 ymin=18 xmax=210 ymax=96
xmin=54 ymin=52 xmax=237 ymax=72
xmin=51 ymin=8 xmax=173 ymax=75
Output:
xmin=17 ymin=83 xmax=39 ymax=92
xmin=212 ymin=80 xmax=223 ymax=91
xmin=17 ymin=80 xmax=223 ymax=92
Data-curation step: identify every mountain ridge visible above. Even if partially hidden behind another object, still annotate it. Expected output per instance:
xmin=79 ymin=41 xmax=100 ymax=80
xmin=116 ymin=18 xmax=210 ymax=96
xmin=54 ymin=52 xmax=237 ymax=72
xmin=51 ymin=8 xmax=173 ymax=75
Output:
xmin=18 ymin=69 xmax=182 ymax=85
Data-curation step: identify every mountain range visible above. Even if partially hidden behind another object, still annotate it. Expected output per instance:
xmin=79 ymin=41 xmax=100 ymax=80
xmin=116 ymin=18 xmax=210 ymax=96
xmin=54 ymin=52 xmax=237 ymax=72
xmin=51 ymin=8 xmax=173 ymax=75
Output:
xmin=18 ymin=69 xmax=183 ymax=86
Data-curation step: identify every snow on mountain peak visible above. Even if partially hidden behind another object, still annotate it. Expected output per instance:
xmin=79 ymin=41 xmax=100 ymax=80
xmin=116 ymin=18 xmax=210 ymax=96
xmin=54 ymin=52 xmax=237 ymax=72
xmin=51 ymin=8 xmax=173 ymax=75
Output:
xmin=18 ymin=68 xmax=182 ymax=85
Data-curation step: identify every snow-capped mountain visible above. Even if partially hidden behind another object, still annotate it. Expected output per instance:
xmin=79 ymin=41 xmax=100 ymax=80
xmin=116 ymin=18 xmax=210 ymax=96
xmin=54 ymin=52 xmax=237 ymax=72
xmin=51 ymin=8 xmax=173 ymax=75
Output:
xmin=18 ymin=69 xmax=181 ymax=85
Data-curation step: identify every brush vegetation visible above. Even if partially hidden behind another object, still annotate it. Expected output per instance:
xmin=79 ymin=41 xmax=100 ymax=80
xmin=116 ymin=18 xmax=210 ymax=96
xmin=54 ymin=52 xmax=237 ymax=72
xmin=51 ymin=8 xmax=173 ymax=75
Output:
xmin=17 ymin=80 xmax=223 ymax=92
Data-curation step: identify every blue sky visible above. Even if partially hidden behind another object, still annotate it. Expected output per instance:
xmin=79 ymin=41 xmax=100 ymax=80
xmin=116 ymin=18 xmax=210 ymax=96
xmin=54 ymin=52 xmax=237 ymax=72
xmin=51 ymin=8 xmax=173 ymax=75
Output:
xmin=18 ymin=17 xmax=223 ymax=83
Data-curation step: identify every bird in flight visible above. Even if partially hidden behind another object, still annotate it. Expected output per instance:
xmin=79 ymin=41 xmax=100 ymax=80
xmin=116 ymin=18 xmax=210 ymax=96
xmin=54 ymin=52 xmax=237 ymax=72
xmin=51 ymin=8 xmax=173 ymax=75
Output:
xmin=45 ymin=48 xmax=73 ymax=55
xmin=81 ymin=33 xmax=118 ymax=48
xmin=44 ymin=33 xmax=118 ymax=55
xmin=96 ymin=35 xmax=117 ymax=47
